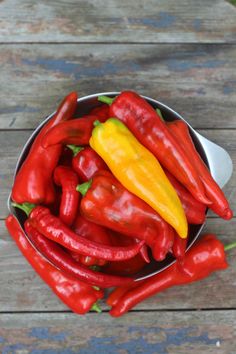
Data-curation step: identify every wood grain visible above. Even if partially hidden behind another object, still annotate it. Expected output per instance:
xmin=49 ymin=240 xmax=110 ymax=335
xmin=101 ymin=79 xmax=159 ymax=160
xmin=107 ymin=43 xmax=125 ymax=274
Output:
xmin=0 ymin=44 xmax=236 ymax=129
xmin=0 ymin=0 xmax=235 ymax=43
xmin=1 ymin=217 xmax=236 ymax=312
xmin=0 ymin=311 xmax=235 ymax=353
xmin=1 ymin=129 xmax=235 ymax=219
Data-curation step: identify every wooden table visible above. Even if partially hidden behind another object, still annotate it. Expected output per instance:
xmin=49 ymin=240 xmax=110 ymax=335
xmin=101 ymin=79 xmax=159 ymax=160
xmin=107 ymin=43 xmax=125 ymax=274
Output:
xmin=1 ymin=0 xmax=236 ymax=352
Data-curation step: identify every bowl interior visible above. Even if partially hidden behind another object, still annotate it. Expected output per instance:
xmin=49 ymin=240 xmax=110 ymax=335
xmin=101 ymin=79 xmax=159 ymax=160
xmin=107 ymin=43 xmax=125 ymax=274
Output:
xmin=10 ymin=92 xmax=209 ymax=282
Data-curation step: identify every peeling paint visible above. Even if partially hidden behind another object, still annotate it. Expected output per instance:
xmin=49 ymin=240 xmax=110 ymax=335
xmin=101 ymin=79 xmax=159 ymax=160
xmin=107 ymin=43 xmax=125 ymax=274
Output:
xmin=128 ymin=12 xmax=176 ymax=29
xmin=193 ymin=19 xmax=202 ymax=32
xmin=2 ymin=343 xmax=25 ymax=354
xmin=22 ymin=57 xmax=140 ymax=79
xmin=0 ymin=106 xmax=39 ymax=115
xmin=31 ymin=349 xmax=75 ymax=354
xmin=78 ymin=326 xmax=219 ymax=354
xmin=166 ymin=59 xmax=227 ymax=72
xmin=29 ymin=327 xmax=68 ymax=341
xmin=223 ymin=86 xmax=235 ymax=95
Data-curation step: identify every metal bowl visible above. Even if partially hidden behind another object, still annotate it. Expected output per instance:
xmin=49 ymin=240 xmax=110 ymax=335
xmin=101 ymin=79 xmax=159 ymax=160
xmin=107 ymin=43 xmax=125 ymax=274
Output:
xmin=8 ymin=92 xmax=233 ymax=281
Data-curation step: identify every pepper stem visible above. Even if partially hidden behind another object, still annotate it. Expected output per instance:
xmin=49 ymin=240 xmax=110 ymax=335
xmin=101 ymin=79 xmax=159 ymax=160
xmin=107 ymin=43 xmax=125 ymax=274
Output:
xmin=91 ymin=302 xmax=102 ymax=313
xmin=93 ymin=120 xmax=101 ymax=127
xmin=93 ymin=286 xmax=100 ymax=291
xmin=224 ymin=242 xmax=236 ymax=251
xmin=90 ymin=265 xmax=101 ymax=272
xmin=98 ymin=95 xmax=114 ymax=105
xmin=76 ymin=180 xmax=92 ymax=196
xmin=66 ymin=144 xmax=84 ymax=157
xmin=156 ymin=108 xmax=164 ymax=121
xmin=11 ymin=202 xmax=35 ymax=216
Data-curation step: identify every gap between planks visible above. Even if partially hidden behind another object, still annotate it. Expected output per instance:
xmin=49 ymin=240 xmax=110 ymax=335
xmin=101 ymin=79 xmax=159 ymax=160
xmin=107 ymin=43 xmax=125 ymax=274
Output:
xmin=0 ymin=42 xmax=236 ymax=45
xmin=1 ymin=307 xmax=236 ymax=315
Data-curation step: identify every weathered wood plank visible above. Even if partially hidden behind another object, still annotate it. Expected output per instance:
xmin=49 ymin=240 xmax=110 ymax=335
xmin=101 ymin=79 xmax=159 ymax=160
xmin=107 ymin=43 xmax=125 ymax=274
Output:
xmin=1 ymin=217 xmax=236 ymax=312
xmin=0 ymin=44 xmax=236 ymax=129
xmin=0 ymin=311 xmax=235 ymax=353
xmin=1 ymin=129 xmax=235 ymax=219
xmin=0 ymin=0 xmax=236 ymax=43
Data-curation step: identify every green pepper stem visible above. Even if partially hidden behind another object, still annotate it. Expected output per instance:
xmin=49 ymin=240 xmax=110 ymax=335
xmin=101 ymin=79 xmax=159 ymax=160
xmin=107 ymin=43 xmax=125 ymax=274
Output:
xmin=91 ymin=302 xmax=102 ymax=313
xmin=66 ymin=144 xmax=84 ymax=157
xmin=98 ymin=95 xmax=114 ymax=105
xmin=93 ymin=286 xmax=100 ymax=291
xmin=224 ymin=242 xmax=236 ymax=251
xmin=90 ymin=265 xmax=101 ymax=272
xmin=76 ymin=180 xmax=92 ymax=196
xmin=93 ymin=120 xmax=101 ymax=127
xmin=12 ymin=202 xmax=36 ymax=217
xmin=156 ymin=108 xmax=164 ymax=121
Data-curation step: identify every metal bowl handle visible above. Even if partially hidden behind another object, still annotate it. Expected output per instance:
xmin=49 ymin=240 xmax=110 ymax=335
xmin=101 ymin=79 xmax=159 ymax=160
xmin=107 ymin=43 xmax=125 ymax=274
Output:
xmin=195 ymin=131 xmax=233 ymax=188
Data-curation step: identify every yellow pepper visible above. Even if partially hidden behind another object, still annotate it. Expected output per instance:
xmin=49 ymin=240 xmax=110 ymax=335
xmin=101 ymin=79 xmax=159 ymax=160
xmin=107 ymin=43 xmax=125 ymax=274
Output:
xmin=90 ymin=118 xmax=188 ymax=238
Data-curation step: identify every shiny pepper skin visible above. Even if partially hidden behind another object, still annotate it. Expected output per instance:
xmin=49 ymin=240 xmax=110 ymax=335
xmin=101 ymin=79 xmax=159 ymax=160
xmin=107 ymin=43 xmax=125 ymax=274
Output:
xmin=78 ymin=170 xmax=175 ymax=261
xmin=11 ymin=92 xmax=78 ymax=204
xmin=108 ymin=234 xmax=228 ymax=317
xmin=5 ymin=214 xmax=104 ymax=315
xmin=90 ymin=118 xmax=188 ymax=238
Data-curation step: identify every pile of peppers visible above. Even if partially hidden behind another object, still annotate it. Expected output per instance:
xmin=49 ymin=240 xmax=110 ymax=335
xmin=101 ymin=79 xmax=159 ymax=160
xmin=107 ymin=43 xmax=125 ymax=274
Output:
xmin=6 ymin=90 xmax=234 ymax=316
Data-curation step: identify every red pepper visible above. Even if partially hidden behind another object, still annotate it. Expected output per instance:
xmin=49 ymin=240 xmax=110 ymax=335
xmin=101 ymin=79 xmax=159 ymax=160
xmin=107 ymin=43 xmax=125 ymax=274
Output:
xmin=108 ymin=234 xmax=228 ymax=317
xmin=12 ymin=203 xmax=143 ymax=262
xmin=5 ymin=214 xmax=104 ymax=314
xmin=90 ymin=104 xmax=110 ymax=120
xmin=167 ymin=120 xmax=233 ymax=220
xmin=107 ymin=285 xmax=132 ymax=308
xmin=67 ymin=145 xmax=108 ymax=182
xmin=24 ymin=220 xmax=134 ymax=288
xmin=11 ymin=92 xmax=78 ymax=204
xmin=69 ymin=214 xmax=113 ymax=267
xmin=41 ymin=114 xmax=108 ymax=148
xmin=67 ymin=145 xmax=149 ymax=263
xmin=77 ymin=170 xmax=174 ymax=261
xmin=104 ymin=231 xmax=147 ymax=276
xmin=164 ymin=169 xmax=206 ymax=224
xmin=53 ymin=166 xmax=80 ymax=226
xmin=172 ymin=231 xmax=188 ymax=261
xmin=99 ymin=92 xmax=211 ymax=205
xmin=67 ymin=146 xmax=149 ymax=264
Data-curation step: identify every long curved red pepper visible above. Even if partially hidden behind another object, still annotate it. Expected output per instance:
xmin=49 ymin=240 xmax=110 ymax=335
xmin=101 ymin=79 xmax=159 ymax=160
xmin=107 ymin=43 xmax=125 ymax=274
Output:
xmin=12 ymin=203 xmax=143 ymax=261
xmin=41 ymin=114 xmax=108 ymax=148
xmin=11 ymin=92 xmax=78 ymax=204
xmin=24 ymin=220 xmax=134 ymax=288
xmin=5 ymin=215 xmax=104 ymax=314
xmin=167 ymin=120 xmax=233 ymax=220
xmin=108 ymin=234 xmax=228 ymax=317
xmin=77 ymin=170 xmax=174 ymax=261
xmin=67 ymin=145 xmax=108 ymax=182
xmin=164 ymin=169 xmax=206 ymax=224
xmin=70 ymin=214 xmax=113 ymax=267
xmin=53 ymin=165 xmax=80 ymax=226
xmin=99 ymin=92 xmax=211 ymax=205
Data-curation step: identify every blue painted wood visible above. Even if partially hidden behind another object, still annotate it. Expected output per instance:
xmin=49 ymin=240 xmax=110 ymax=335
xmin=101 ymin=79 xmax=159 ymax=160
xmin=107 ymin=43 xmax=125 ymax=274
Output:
xmin=0 ymin=312 xmax=234 ymax=353
xmin=0 ymin=44 xmax=236 ymax=129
